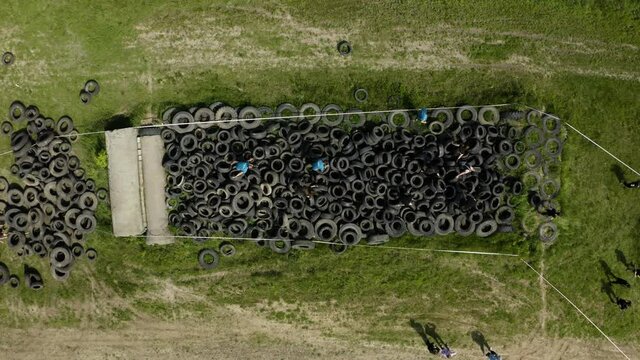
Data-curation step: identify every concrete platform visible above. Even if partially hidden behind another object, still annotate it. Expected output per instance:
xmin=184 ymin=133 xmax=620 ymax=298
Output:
xmin=106 ymin=128 xmax=145 ymax=236
xmin=140 ymin=135 xmax=174 ymax=245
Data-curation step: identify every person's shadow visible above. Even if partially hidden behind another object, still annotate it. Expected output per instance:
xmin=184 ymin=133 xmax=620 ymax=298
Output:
xmin=470 ymin=330 xmax=491 ymax=354
xmin=409 ymin=319 xmax=440 ymax=354
xmin=615 ymin=249 xmax=637 ymax=272
xmin=600 ymin=260 xmax=631 ymax=287
xmin=611 ymin=164 xmax=625 ymax=183
xmin=601 ymin=279 xmax=618 ymax=304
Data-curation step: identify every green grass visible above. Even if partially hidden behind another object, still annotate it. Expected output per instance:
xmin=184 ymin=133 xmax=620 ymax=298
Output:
xmin=0 ymin=0 xmax=640 ymax=354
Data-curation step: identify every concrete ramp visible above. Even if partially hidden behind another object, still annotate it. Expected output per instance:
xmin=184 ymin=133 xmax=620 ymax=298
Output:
xmin=106 ymin=128 xmax=145 ymax=236
xmin=140 ymin=135 xmax=174 ymax=245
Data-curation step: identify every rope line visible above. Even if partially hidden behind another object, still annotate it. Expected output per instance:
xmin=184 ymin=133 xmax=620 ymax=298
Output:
xmin=564 ymin=122 xmax=640 ymax=177
xmin=137 ymin=234 xmax=519 ymax=257
xmin=521 ymin=259 xmax=631 ymax=360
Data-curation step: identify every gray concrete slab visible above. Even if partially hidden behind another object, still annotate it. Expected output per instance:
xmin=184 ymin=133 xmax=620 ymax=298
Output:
xmin=106 ymin=128 xmax=145 ymax=236
xmin=140 ymin=135 xmax=174 ymax=245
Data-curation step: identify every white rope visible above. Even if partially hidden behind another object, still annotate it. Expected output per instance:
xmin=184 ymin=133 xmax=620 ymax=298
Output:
xmin=517 ymin=104 xmax=640 ymax=177
xmin=521 ymin=259 xmax=631 ymax=360
xmin=564 ymin=122 xmax=640 ymax=177
xmin=138 ymin=234 xmax=519 ymax=257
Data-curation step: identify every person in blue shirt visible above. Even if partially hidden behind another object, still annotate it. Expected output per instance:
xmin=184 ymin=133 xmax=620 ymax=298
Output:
xmin=486 ymin=350 xmax=501 ymax=360
xmin=231 ymin=158 xmax=253 ymax=179
xmin=418 ymin=108 xmax=428 ymax=125
xmin=311 ymin=158 xmax=328 ymax=173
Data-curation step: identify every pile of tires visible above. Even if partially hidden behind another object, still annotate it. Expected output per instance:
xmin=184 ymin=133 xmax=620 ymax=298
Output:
xmin=503 ymin=109 xmax=564 ymax=243
xmin=162 ymin=103 xmax=533 ymax=254
xmin=0 ymin=101 xmax=105 ymax=285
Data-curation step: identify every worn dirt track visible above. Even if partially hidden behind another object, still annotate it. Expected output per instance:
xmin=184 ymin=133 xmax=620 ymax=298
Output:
xmin=1 ymin=304 xmax=636 ymax=360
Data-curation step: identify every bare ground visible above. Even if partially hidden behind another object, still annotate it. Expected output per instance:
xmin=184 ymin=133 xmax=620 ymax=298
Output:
xmin=0 ymin=305 xmax=635 ymax=360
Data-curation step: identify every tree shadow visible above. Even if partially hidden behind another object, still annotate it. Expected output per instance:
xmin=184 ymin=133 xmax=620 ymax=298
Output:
xmin=409 ymin=319 xmax=440 ymax=354
xmin=470 ymin=330 xmax=491 ymax=354
xmin=611 ymin=164 xmax=625 ymax=183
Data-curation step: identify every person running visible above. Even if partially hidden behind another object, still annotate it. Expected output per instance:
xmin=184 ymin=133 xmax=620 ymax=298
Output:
xmin=311 ymin=158 xmax=328 ymax=173
xmin=439 ymin=345 xmax=457 ymax=358
xmin=231 ymin=158 xmax=254 ymax=179
xmin=623 ymin=180 xmax=640 ymax=188
xmin=486 ymin=350 xmax=501 ymax=360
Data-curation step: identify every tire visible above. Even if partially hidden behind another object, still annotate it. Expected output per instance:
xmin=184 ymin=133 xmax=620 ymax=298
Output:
xmin=2 ymin=51 xmax=15 ymax=66
xmin=366 ymin=234 xmax=390 ymax=245
xmin=544 ymin=138 xmax=563 ymax=158
xmin=454 ymin=214 xmax=476 ymax=236
xmin=504 ymin=154 xmax=521 ymax=170
xmin=478 ymin=106 xmax=499 ymax=125
xmin=238 ymin=106 xmax=262 ymax=129
xmin=495 ymin=206 xmax=515 ymax=225
xmin=540 ymin=178 xmax=560 ymax=199
xmin=435 ymin=214 xmax=454 ymax=235
xmin=523 ymin=127 xmax=544 ymax=148
xmin=321 ymin=104 xmax=343 ymax=126
xmin=456 ymin=105 xmax=478 ymax=124
xmin=344 ymin=109 xmax=366 ymax=128
xmin=8 ymin=101 xmax=26 ymax=122
xmin=86 ymin=248 xmax=98 ymax=261
xmin=269 ymin=239 xmax=292 ymax=254
xmin=543 ymin=115 xmax=561 ymax=134
xmin=524 ymin=150 xmax=542 ymax=169
xmin=198 ymin=248 xmax=220 ymax=269
xmin=337 ymin=40 xmax=352 ymax=56
xmin=539 ymin=222 xmax=559 ymax=243
xmin=276 ymin=103 xmax=299 ymax=118
xmin=79 ymin=90 xmax=92 ymax=105
xmin=0 ymin=262 xmax=9 ymax=286
xmin=315 ymin=219 xmax=338 ymax=241
xmin=299 ymin=103 xmax=321 ymax=124
xmin=84 ymin=80 xmax=100 ymax=96
xmin=329 ymin=239 xmax=348 ymax=254
xmin=219 ymin=241 xmax=237 ymax=257
xmin=9 ymin=274 xmax=19 ymax=288
xmin=476 ymin=220 xmax=498 ymax=237
xmin=387 ymin=110 xmax=410 ymax=128
xmin=215 ymin=106 xmax=238 ymax=129
xmin=354 ymin=88 xmax=368 ymax=103
xmin=429 ymin=121 xmax=445 ymax=135
xmin=1 ymin=121 xmax=13 ymax=135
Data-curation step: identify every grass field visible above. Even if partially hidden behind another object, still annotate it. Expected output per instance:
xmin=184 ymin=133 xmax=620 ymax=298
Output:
xmin=1 ymin=0 xmax=640 ymax=358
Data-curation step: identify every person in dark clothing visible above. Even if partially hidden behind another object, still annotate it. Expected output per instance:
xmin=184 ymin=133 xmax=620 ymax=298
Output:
xmin=617 ymin=298 xmax=631 ymax=311
xmin=623 ymin=180 xmax=640 ymax=188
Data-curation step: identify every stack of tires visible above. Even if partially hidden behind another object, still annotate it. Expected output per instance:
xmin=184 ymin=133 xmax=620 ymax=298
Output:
xmin=0 ymin=101 xmax=105 ymax=286
xmin=161 ymin=103 xmax=550 ymax=255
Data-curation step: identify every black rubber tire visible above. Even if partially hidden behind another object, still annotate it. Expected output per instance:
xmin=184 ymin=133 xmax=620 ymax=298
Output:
xmin=387 ymin=111 xmax=410 ymax=128
xmin=269 ymin=239 xmax=292 ymax=254
xmin=523 ymin=127 xmax=544 ymax=149
xmin=495 ymin=206 xmax=515 ymax=225
xmin=9 ymin=101 xmax=26 ymax=122
xmin=476 ymin=220 xmax=498 ymax=238
xmin=456 ymin=106 xmax=478 ymax=124
xmin=337 ymin=40 xmax=352 ymax=56
xmin=435 ymin=213 xmax=454 ymax=235
xmin=198 ymin=248 xmax=220 ymax=269
xmin=542 ymin=116 xmax=561 ymax=134
xmin=539 ymin=222 xmax=559 ymax=243
xmin=544 ymin=138 xmax=563 ymax=158
xmin=0 ymin=262 xmax=9 ymax=286
xmin=9 ymin=274 xmax=19 ymax=288
xmin=84 ymin=248 xmax=98 ymax=263
xmin=524 ymin=150 xmax=542 ymax=169
xmin=329 ymin=239 xmax=348 ymax=254
xmin=354 ymin=88 xmax=368 ymax=103
xmin=219 ymin=241 xmax=237 ymax=257
xmin=478 ymin=106 xmax=499 ymax=125
xmin=454 ymin=214 xmax=476 ymax=236
xmin=321 ymin=104 xmax=343 ymax=126
xmin=2 ymin=51 xmax=15 ymax=66
xmin=344 ymin=109 xmax=366 ymax=128
xmin=79 ymin=90 xmax=92 ymax=105
xmin=504 ymin=154 xmax=521 ymax=170
xmin=84 ymin=80 xmax=100 ymax=96
xmin=1 ymin=121 xmax=13 ymax=135
xmin=366 ymin=234 xmax=390 ymax=245
xmin=299 ymin=103 xmax=321 ymax=124
xmin=540 ymin=178 xmax=560 ymax=199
